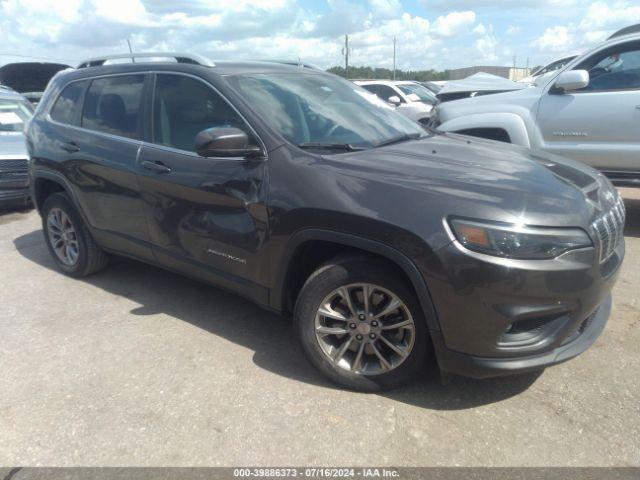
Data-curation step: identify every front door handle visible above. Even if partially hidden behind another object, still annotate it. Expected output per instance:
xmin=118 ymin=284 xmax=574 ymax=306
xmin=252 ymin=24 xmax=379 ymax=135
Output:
xmin=141 ymin=160 xmax=172 ymax=174
xmin=60 ymin=141 xmax=80 ymax=153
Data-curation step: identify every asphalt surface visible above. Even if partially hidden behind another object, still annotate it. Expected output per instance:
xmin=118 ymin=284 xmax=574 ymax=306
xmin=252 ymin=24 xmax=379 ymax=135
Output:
xmin=0 ymin=189 xmax=639 ymax=467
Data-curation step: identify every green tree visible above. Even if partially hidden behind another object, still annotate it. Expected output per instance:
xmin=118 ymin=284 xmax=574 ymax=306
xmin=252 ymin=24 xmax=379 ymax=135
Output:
xmin=327 ymin=65 xmax=448 ymax=81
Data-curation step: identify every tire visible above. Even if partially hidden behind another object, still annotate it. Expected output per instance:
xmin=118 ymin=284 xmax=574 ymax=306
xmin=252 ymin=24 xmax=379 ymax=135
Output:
xmin=294 ymin=257 xmax=431 ymax=391
xmin=41 ymin=192 xmax=109 ymax=277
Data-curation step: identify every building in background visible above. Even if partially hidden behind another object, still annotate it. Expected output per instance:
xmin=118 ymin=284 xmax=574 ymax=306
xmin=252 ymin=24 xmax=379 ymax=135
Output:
xmin=447 ymin=66 xmax=530 ymax=81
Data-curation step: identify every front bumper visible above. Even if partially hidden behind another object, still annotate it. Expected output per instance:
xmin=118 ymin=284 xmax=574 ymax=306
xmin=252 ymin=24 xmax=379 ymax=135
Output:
xmin=433 ymin=294 xmax=611 ymax=379
xmin=423 ymin=230 xmax=623 ymax=379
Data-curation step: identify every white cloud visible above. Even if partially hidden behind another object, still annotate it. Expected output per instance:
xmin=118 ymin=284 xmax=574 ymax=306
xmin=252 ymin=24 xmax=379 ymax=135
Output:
xmin=1 ymin=0 xmax=638 ymax=73
xmin=533 ymin=25 xmax=572 ymax=52
xmin=506 ymin=25 xmax=520 ymax=35
xmin=474 ymin=34 xmax=499 ymax=61
xmin=472 ymin=23 xmax=487 ymax=35
xmin=422 ymin=0 xmax=578 ymax=11
xmin=531 ymin=1 xmax=640 ymax=57
xmin=431 ymin=10 xmax=476 ymax=37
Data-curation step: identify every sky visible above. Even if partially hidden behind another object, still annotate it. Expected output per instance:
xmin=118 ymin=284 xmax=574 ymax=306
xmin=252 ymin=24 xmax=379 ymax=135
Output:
xmin=1 ymin=0 xmax=640 ymax=71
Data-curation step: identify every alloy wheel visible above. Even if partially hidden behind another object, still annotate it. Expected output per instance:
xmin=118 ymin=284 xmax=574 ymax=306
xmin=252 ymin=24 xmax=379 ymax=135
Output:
xmin=47 ymin=208 xmax=80 ymax=266
xmin=314 ymin=283 xmax=415 ymax=375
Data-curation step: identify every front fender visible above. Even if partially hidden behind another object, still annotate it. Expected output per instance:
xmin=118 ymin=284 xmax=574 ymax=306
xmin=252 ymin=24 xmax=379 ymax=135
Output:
xmin=439 ymin=112 xmax=531 ymax=148
xmin=270 ymin=228 xmax=442 ymax=333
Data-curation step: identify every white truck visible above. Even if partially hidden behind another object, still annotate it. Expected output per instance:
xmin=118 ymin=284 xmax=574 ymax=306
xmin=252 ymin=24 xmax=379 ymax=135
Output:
xmin=434 ymin=25 xmax=640 ymax=186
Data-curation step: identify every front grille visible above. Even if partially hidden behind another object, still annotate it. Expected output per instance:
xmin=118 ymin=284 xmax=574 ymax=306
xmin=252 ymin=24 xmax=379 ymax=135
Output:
xmin=0 ymin=159 xmax=28 ymax=184
xmin=592 ymin=196 xmax=626 ymax=262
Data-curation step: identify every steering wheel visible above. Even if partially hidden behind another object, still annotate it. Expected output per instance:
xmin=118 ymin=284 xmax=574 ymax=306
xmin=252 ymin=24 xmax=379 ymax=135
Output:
xmin=324 ymin=123 xmax=342 ymax=139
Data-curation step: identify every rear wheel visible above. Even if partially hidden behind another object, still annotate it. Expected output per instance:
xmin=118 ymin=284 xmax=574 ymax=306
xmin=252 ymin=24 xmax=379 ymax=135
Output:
xmin=42 ymin=193 xmax=109 ymax=277
xmin=294 ymin=257 xmax=430 ymax=391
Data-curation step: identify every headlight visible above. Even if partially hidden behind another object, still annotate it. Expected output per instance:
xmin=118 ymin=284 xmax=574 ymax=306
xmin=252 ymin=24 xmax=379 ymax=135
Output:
xmin=449 ymin=218 xmax=592 ymax=260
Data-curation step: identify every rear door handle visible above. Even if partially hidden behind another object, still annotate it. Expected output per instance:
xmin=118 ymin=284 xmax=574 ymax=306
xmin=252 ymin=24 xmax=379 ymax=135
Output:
xmin=141 ymin=160 xmax=172 ymax=174
xmin=60 ymin=141 xmax=80 ymax=153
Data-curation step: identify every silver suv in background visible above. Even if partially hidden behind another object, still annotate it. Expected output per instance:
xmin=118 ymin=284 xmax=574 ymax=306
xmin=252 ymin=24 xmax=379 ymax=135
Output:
xmin=0 ymin=86 xmax=33 ymax=208
xmin=434 ymin=24 xmax=640 ymax=186
xmin=354 ymin=80 xmax=435 ymax=125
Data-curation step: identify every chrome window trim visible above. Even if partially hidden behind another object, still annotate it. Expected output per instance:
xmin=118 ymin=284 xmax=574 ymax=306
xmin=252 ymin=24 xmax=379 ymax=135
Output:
xmin=46 ymin=70 xmax=267 ymax=162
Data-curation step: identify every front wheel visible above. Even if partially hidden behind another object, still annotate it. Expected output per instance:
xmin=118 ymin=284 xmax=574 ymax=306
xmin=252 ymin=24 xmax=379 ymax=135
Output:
xmin=294 ymin=257 xmax=430 ymax=391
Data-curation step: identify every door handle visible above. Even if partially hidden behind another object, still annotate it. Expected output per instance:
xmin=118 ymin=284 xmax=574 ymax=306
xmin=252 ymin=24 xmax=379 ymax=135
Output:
xmin=60 ymin=141 xmax=80 ymax=153
xmin=141 ymin=160 xmax=172 ymax=174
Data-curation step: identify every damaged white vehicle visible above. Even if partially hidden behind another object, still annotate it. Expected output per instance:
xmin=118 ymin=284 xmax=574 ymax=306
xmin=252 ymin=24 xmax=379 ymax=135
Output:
xmin=432 ymin=24 xmax=640 ymax=186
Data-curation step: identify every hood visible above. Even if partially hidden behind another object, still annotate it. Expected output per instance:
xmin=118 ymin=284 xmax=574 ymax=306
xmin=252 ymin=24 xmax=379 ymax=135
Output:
xmin=437 ymin=72 xmax=527 ymax=101
xmin=0 ymin=132 xmax=28 ymax=158
xmin=327 ymin=133 xmax=611 ymax=227
xmin=0 ymin=62 xmax=70 ymax=93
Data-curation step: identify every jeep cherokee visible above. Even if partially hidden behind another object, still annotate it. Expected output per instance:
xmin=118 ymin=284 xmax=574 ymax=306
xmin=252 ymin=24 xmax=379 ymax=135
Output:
xmin=26 ymin=53 xmax=625 ymax=391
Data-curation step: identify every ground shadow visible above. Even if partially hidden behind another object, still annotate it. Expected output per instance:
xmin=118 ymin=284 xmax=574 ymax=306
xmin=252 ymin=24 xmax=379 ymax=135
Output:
xmin=14 ymin=229 xmax=541 ymax=410
xmin=0 ymin=205 xmax=33 ymax=225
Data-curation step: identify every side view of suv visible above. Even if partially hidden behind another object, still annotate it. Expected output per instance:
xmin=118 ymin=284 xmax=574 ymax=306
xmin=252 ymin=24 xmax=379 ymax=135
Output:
xmin=433 ymin=25 xmax=640 ymax=186
xmin=27 ymin=53 xmax=624 ymax=391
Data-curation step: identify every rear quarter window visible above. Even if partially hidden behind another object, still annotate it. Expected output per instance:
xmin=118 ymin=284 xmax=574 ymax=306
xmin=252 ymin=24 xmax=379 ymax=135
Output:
xmin=50 ymin=80 xmax=86 ymax=125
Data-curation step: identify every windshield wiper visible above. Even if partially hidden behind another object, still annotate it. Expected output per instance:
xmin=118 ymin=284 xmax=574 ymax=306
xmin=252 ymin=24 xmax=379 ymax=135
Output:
xmin=374 ymin=133 xmax=424 ymax=148
xmin=297 ymin=142 xmax=367 ymax=151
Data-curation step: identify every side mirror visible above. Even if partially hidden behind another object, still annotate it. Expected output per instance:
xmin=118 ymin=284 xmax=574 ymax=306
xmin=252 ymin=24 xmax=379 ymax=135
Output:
xmin=194 ymin=127 xmax=262 ymax=158
xmin=387 ymin=95 xmax=402 ymax=106
xmin=553 ymin=70 xmax=589 ymax=93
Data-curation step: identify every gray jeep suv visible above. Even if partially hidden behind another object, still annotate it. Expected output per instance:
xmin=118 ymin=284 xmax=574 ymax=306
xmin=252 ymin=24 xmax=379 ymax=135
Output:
xmin=26 ymin=53 xmax=624 ymax=391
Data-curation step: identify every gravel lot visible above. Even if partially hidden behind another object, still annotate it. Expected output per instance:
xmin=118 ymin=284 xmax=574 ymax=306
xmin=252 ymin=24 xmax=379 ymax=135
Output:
xmin=1 ymin=188 xmax=639 ymax=467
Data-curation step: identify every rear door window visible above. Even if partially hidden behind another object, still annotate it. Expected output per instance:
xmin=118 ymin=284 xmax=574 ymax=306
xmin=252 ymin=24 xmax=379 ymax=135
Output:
xmin=50 ymin=81 xmax=86 ymax=125
xmin=81 ymin=75 xmax=145 ymax=139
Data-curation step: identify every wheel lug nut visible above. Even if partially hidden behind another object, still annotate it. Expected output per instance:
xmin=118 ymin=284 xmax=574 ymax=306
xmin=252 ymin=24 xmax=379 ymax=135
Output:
xmin=371 ymin=320 xmax=378 ymax=327
xmin=356 ymin=334 xmax=363 ymax=341
xmin=349 ymin=323 xmax=356 ymax=329
xmin=369 ymin=333 xmax=376 ymax=339
xmin=358 ymin=314 xmax=365 ymax=320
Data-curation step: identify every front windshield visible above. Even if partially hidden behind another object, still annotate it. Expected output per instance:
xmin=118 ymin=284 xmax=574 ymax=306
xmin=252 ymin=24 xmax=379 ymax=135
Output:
xmin=0 ymin=99 xmax=33 ymax=132
xmin=396 ymin=83 xmax=436 ymax=104
xmin=226 ymin=73 xmax=426 ymax=148
xmin=534 ymin=56 xmax=577 ymax=77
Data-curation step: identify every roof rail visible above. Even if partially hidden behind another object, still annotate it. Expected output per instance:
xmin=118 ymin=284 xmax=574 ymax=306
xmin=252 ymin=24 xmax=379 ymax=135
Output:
xmin=262 ymin=59 xmax=323 ymax=71
xmin=77 ymin=52 xmax=215 ymax=69
xmin=608 ymin=23 xmax=640 ymax=40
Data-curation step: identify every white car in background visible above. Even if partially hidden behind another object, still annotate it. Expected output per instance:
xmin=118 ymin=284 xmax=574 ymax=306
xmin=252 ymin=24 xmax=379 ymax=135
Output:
xmin=354 ymin=80 xmax=435 ymax=125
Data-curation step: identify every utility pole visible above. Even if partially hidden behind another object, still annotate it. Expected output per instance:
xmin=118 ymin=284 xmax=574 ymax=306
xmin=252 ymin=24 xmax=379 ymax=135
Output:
xmin=342 ymin=34 xmax=350 ymax=78
xmin=392 ymin=36 xmax=396 ymax=80
xmin=126 ymin=38 xmax=135 ymax=63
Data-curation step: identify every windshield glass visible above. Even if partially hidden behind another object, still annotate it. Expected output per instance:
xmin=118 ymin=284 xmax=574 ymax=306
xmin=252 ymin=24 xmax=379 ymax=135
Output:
xmin=0 ymin=98 xmax=33 ymax=132
xmin=226 ymin=73 xmax=426 ymax=148
xmin=396 ymin=83 xmax=436 ymax=104
xmin=534 ymin=56 xmax=577 ymax=77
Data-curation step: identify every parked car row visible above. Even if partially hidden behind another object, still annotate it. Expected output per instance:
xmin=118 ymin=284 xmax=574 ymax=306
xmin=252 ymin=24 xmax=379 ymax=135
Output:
xmin=23 ymin=51 xmax=624 ymax=391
